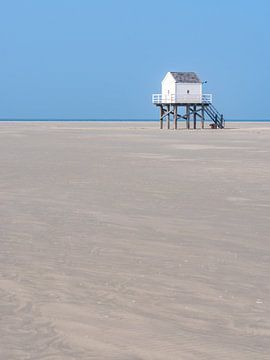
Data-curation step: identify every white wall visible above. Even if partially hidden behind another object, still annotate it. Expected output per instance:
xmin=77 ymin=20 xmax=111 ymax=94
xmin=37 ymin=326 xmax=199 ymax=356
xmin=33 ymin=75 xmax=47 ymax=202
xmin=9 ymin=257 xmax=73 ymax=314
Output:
xmin=175 ymin=83 xmax=202 ymax=103
xmin=161 ymin=72 xmax=176 ymax=102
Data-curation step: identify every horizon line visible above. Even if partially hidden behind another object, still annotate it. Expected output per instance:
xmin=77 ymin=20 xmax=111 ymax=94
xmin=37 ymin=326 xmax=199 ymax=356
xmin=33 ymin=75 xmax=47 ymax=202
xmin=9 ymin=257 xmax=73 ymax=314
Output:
xmin=0 ymin=118 xmax=270 ymax=122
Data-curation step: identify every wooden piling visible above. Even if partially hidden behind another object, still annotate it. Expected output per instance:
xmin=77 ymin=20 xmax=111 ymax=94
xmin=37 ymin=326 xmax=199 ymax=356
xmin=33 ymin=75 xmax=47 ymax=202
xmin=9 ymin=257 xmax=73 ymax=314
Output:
xmin=201 ymin=105 xmax=205 ymax=129
xmin=186 ymin=105 xmax=190 ymax=129
xmin=167 ymin=105 xmax=170 ymax=129
xmin=174 ymin=105 xmax=178 ymax=130
xmin=160 ymin=106 xmax=164 ymax=129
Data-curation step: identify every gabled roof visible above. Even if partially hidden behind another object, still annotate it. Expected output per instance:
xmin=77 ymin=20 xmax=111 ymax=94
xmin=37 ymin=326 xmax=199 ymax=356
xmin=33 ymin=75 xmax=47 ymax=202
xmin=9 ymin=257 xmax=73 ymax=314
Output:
xmin=170 ymin=72 xmax=201 ymax=83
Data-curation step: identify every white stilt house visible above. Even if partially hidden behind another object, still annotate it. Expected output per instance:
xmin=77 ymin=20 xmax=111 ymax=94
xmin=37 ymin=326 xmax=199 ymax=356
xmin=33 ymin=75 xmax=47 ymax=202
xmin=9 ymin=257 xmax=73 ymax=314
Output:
xmin=162 ymin=72 xmax=203 ymax=104
xmin=152 ymin=72 xmax=224 ymax=129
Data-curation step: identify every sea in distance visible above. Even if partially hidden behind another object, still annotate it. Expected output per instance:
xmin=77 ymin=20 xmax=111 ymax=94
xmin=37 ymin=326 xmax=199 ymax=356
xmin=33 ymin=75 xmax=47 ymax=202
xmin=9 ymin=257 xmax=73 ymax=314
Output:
xmin=0 ymin=119 xmax=270 ymax=122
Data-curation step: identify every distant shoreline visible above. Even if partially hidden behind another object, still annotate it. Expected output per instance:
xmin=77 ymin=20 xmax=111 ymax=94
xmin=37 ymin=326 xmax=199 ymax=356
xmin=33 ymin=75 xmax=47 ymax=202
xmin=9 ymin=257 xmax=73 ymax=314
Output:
xmin=0 ymin=119 xmax=270 ymax=122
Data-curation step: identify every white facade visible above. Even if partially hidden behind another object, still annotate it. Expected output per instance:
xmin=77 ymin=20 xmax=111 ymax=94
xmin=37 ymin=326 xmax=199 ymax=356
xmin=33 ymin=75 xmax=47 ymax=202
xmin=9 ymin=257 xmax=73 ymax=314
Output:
xmin=161 ymin=72 xmax=202 ymax=103
xmin=161 ymin=72 xmax=176 ymax=101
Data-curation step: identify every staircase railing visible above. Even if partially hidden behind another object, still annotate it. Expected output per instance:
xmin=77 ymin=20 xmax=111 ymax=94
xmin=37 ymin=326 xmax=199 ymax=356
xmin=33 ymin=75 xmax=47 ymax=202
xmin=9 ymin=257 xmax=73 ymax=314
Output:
xmin=204 ymin=104 xmax=224 ymax=128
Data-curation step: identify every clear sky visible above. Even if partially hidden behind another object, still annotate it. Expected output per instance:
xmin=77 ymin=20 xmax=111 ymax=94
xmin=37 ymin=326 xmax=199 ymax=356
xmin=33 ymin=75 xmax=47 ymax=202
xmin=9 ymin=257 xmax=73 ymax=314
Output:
xmin=0 ymin=0 xmax=269 ymax=120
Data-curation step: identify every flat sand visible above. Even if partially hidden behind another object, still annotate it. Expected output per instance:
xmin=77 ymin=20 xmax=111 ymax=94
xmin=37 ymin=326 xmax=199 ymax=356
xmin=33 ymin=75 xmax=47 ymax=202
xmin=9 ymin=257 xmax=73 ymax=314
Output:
xmin=0 ymin=121 xmax=270 ymax=360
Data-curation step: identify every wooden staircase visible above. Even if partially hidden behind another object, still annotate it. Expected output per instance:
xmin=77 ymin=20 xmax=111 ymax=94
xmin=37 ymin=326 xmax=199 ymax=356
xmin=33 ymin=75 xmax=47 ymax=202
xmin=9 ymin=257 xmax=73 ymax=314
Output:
xmin=204 ymin=103 xmax=225 ymax=128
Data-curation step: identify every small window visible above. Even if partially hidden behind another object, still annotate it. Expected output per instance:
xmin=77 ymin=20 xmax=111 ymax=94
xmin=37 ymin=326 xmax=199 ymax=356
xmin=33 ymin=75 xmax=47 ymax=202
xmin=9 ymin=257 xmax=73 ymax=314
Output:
xmin=187 ymin=90 xmax=190 ymax=94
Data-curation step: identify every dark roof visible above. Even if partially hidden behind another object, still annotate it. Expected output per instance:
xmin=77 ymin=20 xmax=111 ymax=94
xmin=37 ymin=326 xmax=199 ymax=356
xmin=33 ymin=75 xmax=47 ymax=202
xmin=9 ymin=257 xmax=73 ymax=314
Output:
xmin=170 ymin=72 xmax=201 ymax=83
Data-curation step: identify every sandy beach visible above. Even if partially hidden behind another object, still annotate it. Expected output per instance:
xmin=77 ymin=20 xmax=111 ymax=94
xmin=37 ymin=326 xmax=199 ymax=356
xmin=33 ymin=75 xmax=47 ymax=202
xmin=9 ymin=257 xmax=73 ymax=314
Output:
xmin=0 ymin=121 xmax=270 ymax=360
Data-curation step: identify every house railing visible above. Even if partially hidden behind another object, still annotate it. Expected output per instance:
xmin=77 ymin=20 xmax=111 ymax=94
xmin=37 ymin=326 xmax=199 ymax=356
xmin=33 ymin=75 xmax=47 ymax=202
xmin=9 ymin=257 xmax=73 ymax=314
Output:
xmin=152 ymin=93 xmax=213 ymax=104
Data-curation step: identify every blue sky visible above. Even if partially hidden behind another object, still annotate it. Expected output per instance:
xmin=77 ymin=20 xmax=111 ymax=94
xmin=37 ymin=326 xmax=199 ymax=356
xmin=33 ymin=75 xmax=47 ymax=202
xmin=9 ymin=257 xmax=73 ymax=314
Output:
xmin=0 ymin=0 xmax=269 ymax=120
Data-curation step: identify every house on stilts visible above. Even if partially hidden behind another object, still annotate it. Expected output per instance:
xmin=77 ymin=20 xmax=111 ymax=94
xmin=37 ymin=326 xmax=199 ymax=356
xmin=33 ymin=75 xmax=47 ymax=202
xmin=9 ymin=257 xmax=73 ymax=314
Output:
xmin=152 ymin=72 xmax=224 ymax=129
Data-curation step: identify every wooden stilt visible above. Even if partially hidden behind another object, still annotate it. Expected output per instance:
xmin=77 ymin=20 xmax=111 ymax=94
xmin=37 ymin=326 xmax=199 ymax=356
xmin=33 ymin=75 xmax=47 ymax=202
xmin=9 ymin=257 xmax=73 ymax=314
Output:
xmin=160 ymin=106 xmax=164 ymax=129
xmin=167 ymin=105 xmax=170 ymax=129
xmin=186 ymin=105 xmax=190 ymax=129
xmin=201 ymin=105 xmax=205 ymax=129
xmin=174 ymin=105 xmax=178 ymax=130
xmin=194 ymin=105 xmax=197 ymax=129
